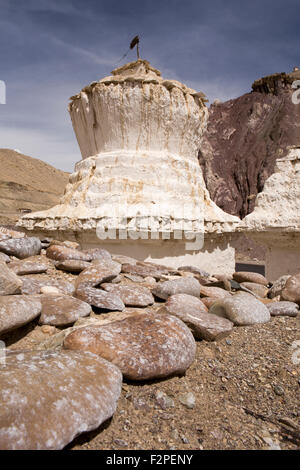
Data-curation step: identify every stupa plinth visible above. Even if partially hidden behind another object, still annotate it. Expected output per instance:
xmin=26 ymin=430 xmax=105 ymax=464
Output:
xmin=18 ymin=60 xmax=239 ymax=274
xmin=241 ymin=146 xmax=300 ymax=280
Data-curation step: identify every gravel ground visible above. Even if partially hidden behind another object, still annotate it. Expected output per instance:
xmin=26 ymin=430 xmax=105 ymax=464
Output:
xmin=66 ymin=315 xmax=299 ymax=451
xmin=3 ymin=262 xmax=299 ymax=451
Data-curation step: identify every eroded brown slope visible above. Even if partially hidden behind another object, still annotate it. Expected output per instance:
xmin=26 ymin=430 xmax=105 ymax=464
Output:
xmin=0 ymin=149 xmax=69 ymax=222
xmin=198 ymin=70 xmax=300 ymax=218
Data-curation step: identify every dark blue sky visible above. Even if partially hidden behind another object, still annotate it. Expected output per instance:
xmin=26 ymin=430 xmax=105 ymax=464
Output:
xmin=0 ymin=0 xmax=299 ymax=171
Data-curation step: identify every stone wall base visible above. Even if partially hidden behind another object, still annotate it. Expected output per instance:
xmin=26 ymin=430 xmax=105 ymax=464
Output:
xmin=25 ymin=228 xmax=236 ymax=276
xmin=265 ymin=246 xmax=300 ymax=281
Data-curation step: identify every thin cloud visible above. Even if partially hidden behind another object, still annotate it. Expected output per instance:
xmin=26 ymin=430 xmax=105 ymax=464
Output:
xmin=0 ymin=0 xmax=299 ymax=171
xmin=49 ymin=36 xmax=118 ymax=67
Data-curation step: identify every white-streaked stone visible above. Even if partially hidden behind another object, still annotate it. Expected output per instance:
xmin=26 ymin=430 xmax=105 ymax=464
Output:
xmin=241 ymin=146 xmax=300 ymax=280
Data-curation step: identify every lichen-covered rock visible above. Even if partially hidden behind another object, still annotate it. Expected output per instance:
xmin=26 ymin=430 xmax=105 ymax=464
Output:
xmin=0 ymin=237 xmax=41 ymax=259
xmin=39 ymin=295 xmax=92 ymax=326
xmin=82 ymin=248 xmax=112 ymax=262
xmin=123 ymin=273 xmax=145 ymax=283
xmin=0 ymin=261 xmax=22 ymax=295
xmin=56 ymin=259 xmax=91 ymax=273
xmin=178 ymin=266 xmax=210 ymax=277
xmin=152 ymin=278 xmax=201 ymax=300
xmin=75 ymin=260 xmax=121 ymax=289
xmin=209 ymin=291 xmax=270 ymax=326
xmin=64 ymin=313 xmax=196 ymax=381
xmin=21 ymin=276 xmax=75 ymax=296
xmin=0 ymin=350 xmax=122 ymax=450
xmin=9 ymin=260 xmax=48 ymax=275
xmin=76 ymin=285 xmax=125 ymax=311
xmin=199 ymin=285 xmax=231 ymax=299
xmin=46 ymin=245 xmax=90 ymax=262
xmin=112 ymin=254 xmax=138 ymax=265
xmin=0 ymin=295 xmax=42 ymax=334
xmin=201 ymin=297 xmax=221 ymax=309
xmin=0 ymin=252 xmax=10 ymax=263
xmin=49 ymin=239 xmax=80 ymax=249
xmin=37 ymin=308 xmax=155 ymax=351
xmin=266 ymin=301 xmax=299 ymax=317
xmin=158 ymin=293 xmax=233 ymax=341
xmin=121 ymin=263 xmax=169 ymax=280
xmin=240 ymin=282 xmax=269 ymax=298
xmin=269 ymin=275 xmax=291 ymax=298
xmin=0 ymin=233 xmax=10 ymax=242
xmin=281 ymin=273 xmax=300 ymax=304
xmin=233 ymin=272 xmax=268 ymax=286
xmin=101 ymin=284 xmax=154 ymax=307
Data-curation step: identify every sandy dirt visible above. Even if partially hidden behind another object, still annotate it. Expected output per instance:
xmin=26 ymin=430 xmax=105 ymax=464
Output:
xmin=4 ymin=263 xmax=299 ymax=451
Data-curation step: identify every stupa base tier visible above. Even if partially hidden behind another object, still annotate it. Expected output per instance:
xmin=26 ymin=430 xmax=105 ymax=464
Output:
xmin=265 ymin=246 xmax=300 ymax=282
xmin=246 ymin=231 xmax=300 ymax=281
xmin=22 ymin=227 xmax=235 ymax=275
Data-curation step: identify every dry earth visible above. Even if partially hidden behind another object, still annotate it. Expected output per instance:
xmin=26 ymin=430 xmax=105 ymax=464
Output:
xmin=5 ymin=264 xmax=299 ymax=451
xmin=0 ymin=149 xmax=69 ymax=224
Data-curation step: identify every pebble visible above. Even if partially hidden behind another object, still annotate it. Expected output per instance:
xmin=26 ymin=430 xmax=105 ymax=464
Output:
xmin=178 ymin=392 xmax=195 ymax=409
xmin=154 ymin=390 xmax=175 ymax=410
xmin=114 ymin=439 xmax=128 ymax=448
xmin=273 ymin=384 xmax=285 ymax=396
xmin=40 ymin=286 xmax=62 ymax=295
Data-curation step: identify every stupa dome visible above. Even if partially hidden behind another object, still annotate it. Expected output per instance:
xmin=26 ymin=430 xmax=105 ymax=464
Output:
xmin=18 ymin=60 xmax=240 ymax=273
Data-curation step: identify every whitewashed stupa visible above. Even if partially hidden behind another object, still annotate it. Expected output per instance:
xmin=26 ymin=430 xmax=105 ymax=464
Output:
xmin=242 ymin=146 xmax=300 ymax=280
xmin=19 ymin=60 xmax=239 ymax=273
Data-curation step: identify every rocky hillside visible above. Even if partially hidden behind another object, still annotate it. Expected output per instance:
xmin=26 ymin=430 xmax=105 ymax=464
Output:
xmin=198 ymin=69 xmax=300 ymax=218
xmin=0 ymin=149 xmax=69 ymax=223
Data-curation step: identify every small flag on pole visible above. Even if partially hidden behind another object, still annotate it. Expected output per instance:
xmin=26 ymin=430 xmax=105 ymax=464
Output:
xmin=130 ymin=35 xmax=140 ymax=59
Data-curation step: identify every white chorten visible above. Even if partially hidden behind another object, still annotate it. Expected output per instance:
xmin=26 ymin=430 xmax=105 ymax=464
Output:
xmin=19 ymin=60 xmax=239 ymax=273
xmin=242 ymin=146 xmax=300 ymax=280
